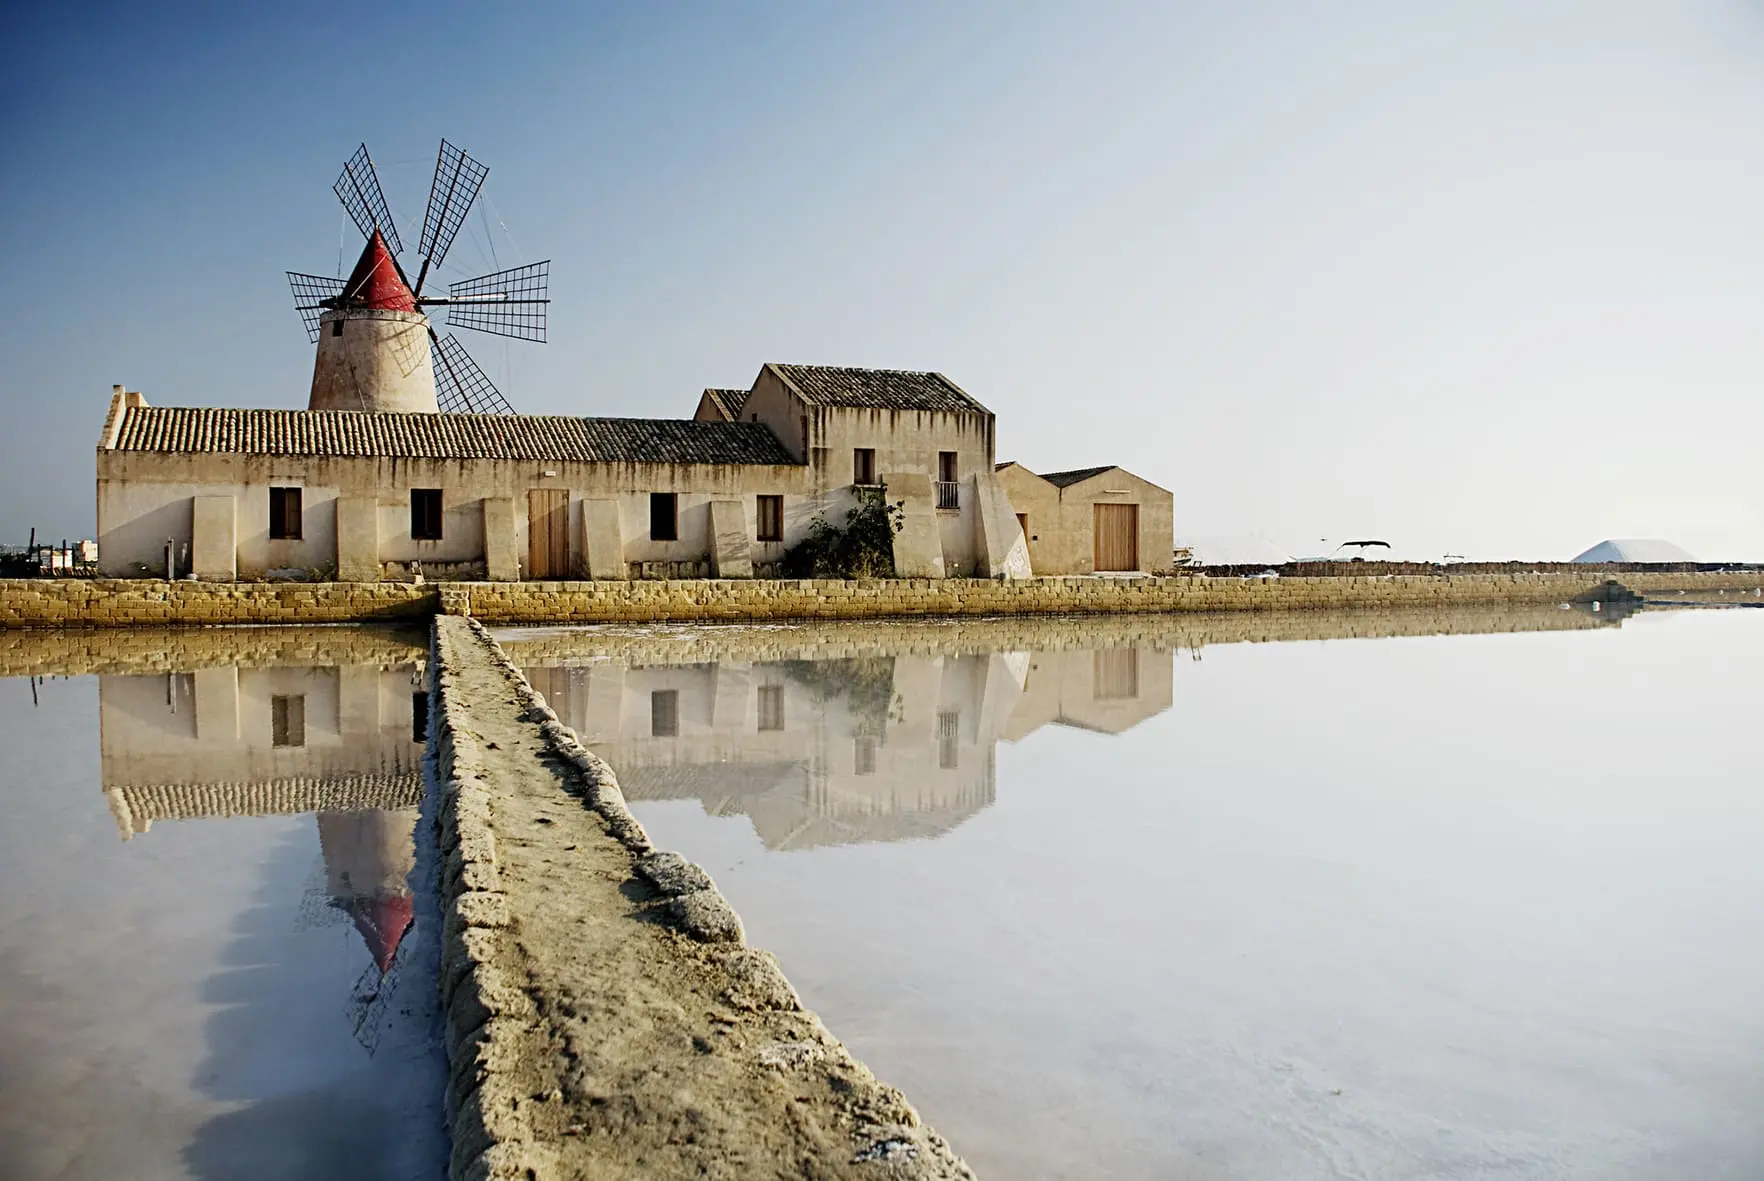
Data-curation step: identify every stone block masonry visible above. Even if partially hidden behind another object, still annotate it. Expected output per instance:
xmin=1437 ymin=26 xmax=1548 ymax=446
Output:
xmin=429 ymin=614 xmax=972 ymax=1180
xmin=0 ymin=570 xmax=1759 ymax=630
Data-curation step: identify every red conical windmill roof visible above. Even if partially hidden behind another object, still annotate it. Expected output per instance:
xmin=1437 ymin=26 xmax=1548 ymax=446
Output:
xmin=339 ymin=229 xmax=417 ymax=312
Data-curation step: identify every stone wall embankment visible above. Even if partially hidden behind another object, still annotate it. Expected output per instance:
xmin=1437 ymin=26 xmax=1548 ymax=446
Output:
xmin=450 ymin=570 xmax=1764 ymax=625
xmin=430 ymin=615 xmax=971 ymax=1180
xmin=494 ymin=601 xmax=1625 ymax=669
xmin=0 ymin=578 xmax=434 ymax=629
xmin=1 ymin=570 xmax=1758 ymax=630
xmin=0 ymin=623 xmax=427 ymax=678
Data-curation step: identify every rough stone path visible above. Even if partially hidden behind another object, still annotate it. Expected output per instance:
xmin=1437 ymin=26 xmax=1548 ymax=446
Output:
xmin=432 ymin=616 xmax=973 ymax=1181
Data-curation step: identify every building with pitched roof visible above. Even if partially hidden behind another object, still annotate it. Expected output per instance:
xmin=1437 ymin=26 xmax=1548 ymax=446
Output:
xmin=995 ymin=462 xmax=1174 ymax=575
xmin=96 ymin=332 xmax=1166 ymax=578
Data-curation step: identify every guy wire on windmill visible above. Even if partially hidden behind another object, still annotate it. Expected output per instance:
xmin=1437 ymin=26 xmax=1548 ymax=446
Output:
xmin=287 ymin=140 xmax=550 ymax=415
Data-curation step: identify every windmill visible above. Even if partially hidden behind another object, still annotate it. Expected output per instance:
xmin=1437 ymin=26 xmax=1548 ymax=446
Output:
xmin=287 ymin=141 xmax=549 ymax=414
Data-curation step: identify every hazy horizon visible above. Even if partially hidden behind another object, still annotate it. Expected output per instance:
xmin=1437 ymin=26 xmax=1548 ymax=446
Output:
xmin=4 ymin=2 xmax=1762 ymax=561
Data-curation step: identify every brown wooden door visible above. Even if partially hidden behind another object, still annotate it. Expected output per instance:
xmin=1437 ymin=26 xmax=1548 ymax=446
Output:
xmin=527 ymin=489 xmax=569 ymax=579
xmin=1093 ymin=503 xmax=1139 ymax=571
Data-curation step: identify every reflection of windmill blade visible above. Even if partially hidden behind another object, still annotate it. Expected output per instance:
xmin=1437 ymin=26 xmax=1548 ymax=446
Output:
xmin=418 ymin=139 xmax=488 ymax=273
xmin=430 ymin=331 xmax=517 ymax=415
xmin=287 ymin=272 xmax=347 ymax=343
xmin=446 ymin=261 xmax=550 ymax=342
xmin=334 ymin=143 xmax=404 ymax=255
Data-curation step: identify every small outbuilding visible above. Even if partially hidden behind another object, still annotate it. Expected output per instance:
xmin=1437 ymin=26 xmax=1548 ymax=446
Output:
xmin=993 ymin=463 xmax=1174 ymax=575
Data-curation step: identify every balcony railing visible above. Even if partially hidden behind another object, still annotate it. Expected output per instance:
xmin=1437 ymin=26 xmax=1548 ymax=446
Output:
xmin=935 ymin=481 xmax=960 ymax=510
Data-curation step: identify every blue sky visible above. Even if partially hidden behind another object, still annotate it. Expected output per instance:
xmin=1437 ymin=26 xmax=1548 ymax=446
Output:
xmin=5 ymin=1 xmax=1764 ymax=559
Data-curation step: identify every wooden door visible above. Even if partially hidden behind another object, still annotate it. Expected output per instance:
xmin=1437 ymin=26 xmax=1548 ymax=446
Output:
xmin=527 ymin=489 xmax=569 ymax=579
xmin=1093 ymin=503 xmax=1139 ymax=572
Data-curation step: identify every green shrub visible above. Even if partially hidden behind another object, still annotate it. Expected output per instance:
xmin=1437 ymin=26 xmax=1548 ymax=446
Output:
xmin=780 ymin=487 xmax=904 ymax=578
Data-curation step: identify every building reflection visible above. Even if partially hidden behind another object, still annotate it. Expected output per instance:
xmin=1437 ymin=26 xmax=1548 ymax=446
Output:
xmin=522 ymin=643 xmax=1174 ymax=850
xmin=97 ymin=655 xmax=429 ymax=977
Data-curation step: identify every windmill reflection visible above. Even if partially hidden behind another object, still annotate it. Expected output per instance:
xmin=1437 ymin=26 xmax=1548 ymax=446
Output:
xmin=98 ymin=658 xmax=429 ymax=993
xmin=523 ymin=643 xmax=1173 ymax=849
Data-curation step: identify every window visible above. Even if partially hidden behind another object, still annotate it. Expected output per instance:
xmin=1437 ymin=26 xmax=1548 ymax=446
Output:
xmin=330 ymin=319 xmax=344 ymax=337
xmin=936 ymin=710 xmax=960 ymax=770
xmin=758 ymin=685 xmax=785 ymax=732
xmin=650 ymin=690 xmax=679 ymax=737
xmin=853 ymin=448 xmax=877 ymax=486
xmin=411 ymin=489 xmax=443 ymax=540
xmin=854 ymin=737 xmax=877 ymax=775
xmin=269 ymin=487 xmax=303 ymax=540
xmin=799 ymin=415 xmax=809 ymax=455
xmin=411 ymin=692 xmax=430 ymax=743
xmin=271 ymin=695 xmax=306 ymax=747
xmin=756 ymin=495 xmax=783 ymax=543
xmin=650 ymin=492 xmax=678 ymax=541
xmin=935 ymin=452 xmax=959 ymax=510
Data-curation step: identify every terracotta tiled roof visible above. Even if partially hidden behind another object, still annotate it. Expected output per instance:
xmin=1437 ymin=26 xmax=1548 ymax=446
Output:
xmin=1042 ymin=465 xmax=1116 ymax=488
xmin=111 ymin=406 xmax=798 ymax=465
xmin=702 ymin=388 xmax=751 ymax=420
xmin=768 ymin=364 xmax=990 ymax=415
xmin=107 ymin=772 xmax=424 ymax=834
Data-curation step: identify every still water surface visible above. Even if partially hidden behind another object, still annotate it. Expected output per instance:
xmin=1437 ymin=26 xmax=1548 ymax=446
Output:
xmin=508 ymin=607 xmax=1764 ymax=1180
xmin=0 ymin=630 xmax=448 ymax=1180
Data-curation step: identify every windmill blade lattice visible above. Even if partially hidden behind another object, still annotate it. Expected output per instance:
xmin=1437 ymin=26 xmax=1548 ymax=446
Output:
xmin=418 ymin=140 xmax=489 ymax=276
xmin=431 ymin=332 xmax=516 ymax=415
xmin=446 ymin=261 xmax=550 ymax=342
xmin=287 ymin=272 xmax=348 ymax=343
xmin=334 ymin=144 xmax=404 ymax=255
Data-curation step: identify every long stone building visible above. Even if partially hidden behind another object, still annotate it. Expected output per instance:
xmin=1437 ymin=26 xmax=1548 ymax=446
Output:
xmin=95 ymin=235 xmax=1172 ymax=581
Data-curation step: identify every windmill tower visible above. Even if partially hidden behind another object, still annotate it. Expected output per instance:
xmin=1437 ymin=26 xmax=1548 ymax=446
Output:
xmin=288 ymin=141 xmax=550 ymax=415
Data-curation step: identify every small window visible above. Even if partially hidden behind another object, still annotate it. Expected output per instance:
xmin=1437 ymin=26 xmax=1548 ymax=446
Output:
xmin=650 ymin=689 xmax=679 ymax=737
xmin=799 ymin=415 xmax=809 ymax=455
xmin=758 ymin=685 xmax=785 ymax=732
xmin=330 ymin=319 xmax=344 ymax=337
xmin=269 ymin=487 xmax=303 ymax=540
xmin=411 ymin=489 xmax=443 ymax=541
xmin=411 ymin=691 xmax=430 ymax=742
xmin=756 ymin=495 xmax=783 ymax=543
xmin=650 ymin=492 xmax=678 ymax=541
xmin=938 ymin=451 xmax=958 ymax=483
xmin=271 ymin=695 xmax=306 ymax=748
xmin=854 ymin=737 xmax=877 ymax=775
xmin=854 ymin=448 xmax=877 ymax=486
xmin=936 ymin=709 xmax=960 ymax=770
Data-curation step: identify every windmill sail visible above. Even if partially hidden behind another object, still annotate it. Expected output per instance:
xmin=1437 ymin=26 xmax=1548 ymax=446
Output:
xmin=444 ymin=261 xmax=550 ymax=342
xmin=334 ymin=144 xmax=403 ymax=255
xmin=287 ymin=272 xmax=348 ymax=343
xmin=430 ymin=332 xmax=516 ymax=415
xmin=417 ymin=140 xmax=489 ymax=278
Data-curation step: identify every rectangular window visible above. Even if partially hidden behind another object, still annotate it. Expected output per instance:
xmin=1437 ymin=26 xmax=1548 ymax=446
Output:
xmin=936 ymin=709 xmax=960 ymax=770
xmin=411 ymin=489 xmax=443 ymax=540
xmin=411 ymin=691 xmax=430 ymax=743
xmin=271 ymin=694 xmax=306 ymax=748
xmin=650 ymin=690 xmax=679 ymax=737
xmin=936 ymin=452 xmax=959 ymax=509
xmin=757 ymin=685 xmax=785 ymax=732
xmin=269 ymin=487 xmax=303 ymax=540
xmin=757 ymin=495 xmax=783 ymax=542
xmin=854 ymin=736 xmax=877 ymax=775
xmin=650 ymin=492 xmax=678 ymax=541
xmin=853 ymin=448 xmax=877 ymax=486
xmin=330 ymin=319 xmax=344 ymax=337
xmin=938 ymin=451 xmax=958 ymax=483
